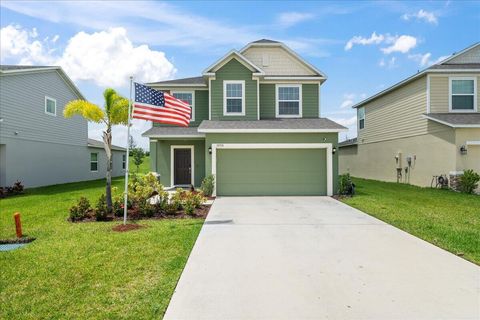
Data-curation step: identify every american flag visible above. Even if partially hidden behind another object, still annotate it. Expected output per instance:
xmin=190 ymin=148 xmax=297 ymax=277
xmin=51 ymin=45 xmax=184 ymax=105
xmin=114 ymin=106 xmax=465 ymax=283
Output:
xmin=132 ymin=82 xmax=191 ymax=127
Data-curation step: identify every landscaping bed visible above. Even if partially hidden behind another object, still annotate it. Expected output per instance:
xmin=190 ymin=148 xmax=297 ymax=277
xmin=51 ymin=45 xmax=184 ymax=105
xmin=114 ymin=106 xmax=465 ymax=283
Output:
xmin=340 ymin=177 xmax=480 ymax=265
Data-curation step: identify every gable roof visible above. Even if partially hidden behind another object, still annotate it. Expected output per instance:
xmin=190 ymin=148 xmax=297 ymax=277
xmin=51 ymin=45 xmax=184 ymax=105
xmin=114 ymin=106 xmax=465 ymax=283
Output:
xmin=87 ymin=138 xmax=126 ymax=151
xmin=0 ymin=65 xmax=86 ymax=100
xmin=339 ymin=137 xmax=358 ymax=147
xmin=423 ymin=113 xmax=480 ymax=128
xmin=352 ymin=42 xmax=480 ymax=109
xmin=147 ymin=76 xmax=207 ymax=87
xmin=202 ymin=50 xmax=264 ymax=75
xmin=240 ymin=40 xmax=327 ymax=79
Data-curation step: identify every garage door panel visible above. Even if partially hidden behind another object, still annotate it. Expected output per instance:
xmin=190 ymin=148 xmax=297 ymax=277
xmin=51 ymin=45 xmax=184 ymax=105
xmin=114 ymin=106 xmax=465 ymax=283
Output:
xmin=217 ymin=149 xmax=326 ymax=196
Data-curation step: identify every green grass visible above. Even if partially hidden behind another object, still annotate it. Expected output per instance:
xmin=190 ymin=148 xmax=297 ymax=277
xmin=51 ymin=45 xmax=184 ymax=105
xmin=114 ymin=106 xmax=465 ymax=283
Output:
xmin=130 ymin=155 xmax=150 ymax=174
xmin=341 ymin=177 xmax=480 ymax=265
xmin=0 ymin=177 xmax=203 ymax=319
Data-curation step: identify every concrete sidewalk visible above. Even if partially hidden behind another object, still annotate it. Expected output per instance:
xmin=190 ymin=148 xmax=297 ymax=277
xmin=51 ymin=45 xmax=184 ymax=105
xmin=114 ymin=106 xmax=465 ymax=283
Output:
xmin=164 ymin=197 xmax=480 ymax=320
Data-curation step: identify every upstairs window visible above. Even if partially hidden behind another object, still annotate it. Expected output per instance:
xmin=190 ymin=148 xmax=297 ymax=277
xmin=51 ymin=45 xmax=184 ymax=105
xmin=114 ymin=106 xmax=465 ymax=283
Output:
xmin=122 ymin=154 xmax=126 ymax=170
xmin=45 ymin=96 xmax=56 ymax=116
xmin=172 ymin=91 xmax=194 ymax=121
xmin=450 ymin=77 xmax=476 ymax=112
xmin=358 ymin=107 xmax=365 ymax=130
xmin=223 ymin=81 xmax=245 ymax=115
xmin=90 ymin=153 xmax=98 ymax=172
xmin=276 ymin=85 xmax=302 ymax=117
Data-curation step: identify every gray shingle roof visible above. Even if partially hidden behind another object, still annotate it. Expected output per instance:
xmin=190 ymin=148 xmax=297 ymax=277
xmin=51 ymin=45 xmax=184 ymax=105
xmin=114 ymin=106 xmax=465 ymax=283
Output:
xmin=339 ymin=138 xmax=358 ymax=147
xmin=147 ymin=76 xmax=206 ymax=86
xmin=198 ymin=119 xmax=346 ymax=131
xmin=142 ymin=126 xmax=203 ymax=137
xmin=88 ymin=138 xmax=126 ymax=151
xmin=251 ymin=39 xmax=280 ymax=44
xmin=424 ymin=113 xmax=480 ymax=127
xmin=0 ymin=65 xmax=55 ymax=71
xmin=428 ymin=63 xmax=480 ymax=70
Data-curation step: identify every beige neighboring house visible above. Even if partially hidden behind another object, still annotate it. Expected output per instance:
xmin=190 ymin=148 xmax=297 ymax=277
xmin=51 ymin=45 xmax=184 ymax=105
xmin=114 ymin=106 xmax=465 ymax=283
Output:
xmin=339 ymin=43 xmax=480 ymax=190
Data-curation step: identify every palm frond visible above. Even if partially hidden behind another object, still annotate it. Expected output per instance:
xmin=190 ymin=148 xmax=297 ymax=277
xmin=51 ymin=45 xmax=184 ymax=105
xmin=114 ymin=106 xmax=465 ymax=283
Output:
xmin=63 ymin=100 xmax=105 ymax=123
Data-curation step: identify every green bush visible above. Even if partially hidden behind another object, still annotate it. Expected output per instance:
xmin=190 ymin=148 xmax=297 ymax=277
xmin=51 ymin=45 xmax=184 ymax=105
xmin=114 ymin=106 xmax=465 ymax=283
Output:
xmin=191 ymin=192 xmax=206 ymax=208
xmin=338 ymin=173 xmax=355 ymax=196
xmin=183 ymin=198 xmax=195 ymax=215
xmin=95 ymin=194 xmax=109 ymax=221
xmin=128 ymin=173 xmax=168 ymax=215
xmin=200 ymin=175 xmax=215 ymax=197
xmin=459 ymin=169 xmax=480 ymax=194
xmin=69 ymin=197 xmax=91 ymax=221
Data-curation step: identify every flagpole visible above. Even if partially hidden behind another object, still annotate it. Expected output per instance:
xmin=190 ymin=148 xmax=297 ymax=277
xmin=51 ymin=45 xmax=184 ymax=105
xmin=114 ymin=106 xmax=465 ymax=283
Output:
xmin=123 ymin=76 xmax=133 ymax=225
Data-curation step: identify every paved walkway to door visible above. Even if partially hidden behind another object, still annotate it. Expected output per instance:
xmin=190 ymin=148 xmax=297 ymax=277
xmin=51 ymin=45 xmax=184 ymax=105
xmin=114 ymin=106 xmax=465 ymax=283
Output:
xmin=164 ymin=197 xmax=480 ymax=320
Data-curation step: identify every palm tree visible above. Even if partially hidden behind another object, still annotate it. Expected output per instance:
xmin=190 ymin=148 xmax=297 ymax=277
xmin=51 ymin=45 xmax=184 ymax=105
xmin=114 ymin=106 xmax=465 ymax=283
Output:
xmin=64 ymin=88 xmax=129 ymax=211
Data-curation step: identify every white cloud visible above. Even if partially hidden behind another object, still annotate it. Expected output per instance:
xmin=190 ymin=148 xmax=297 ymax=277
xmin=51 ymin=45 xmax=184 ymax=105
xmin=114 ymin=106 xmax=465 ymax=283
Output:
xmin=345 ymin=32 xmax=384 ymax=51
xmin=381 ymin=35 xmax=417 ymax=54
xmin=379 ymin=57 xmax=397 ymax=68
xmin=339 ymin=93 xmax=367 ymax=109
xmin=402 ymin=9 xmax=438 ymax=25
xmin=408 ymin=52 xmax=451 ymax=67
xmin=0 ymin=25 xmax=176 ymax=87
xmin=335 ymin=116 xmax=357 ymax=127
xmin=277 ymin=12 xmax=314 ymax=28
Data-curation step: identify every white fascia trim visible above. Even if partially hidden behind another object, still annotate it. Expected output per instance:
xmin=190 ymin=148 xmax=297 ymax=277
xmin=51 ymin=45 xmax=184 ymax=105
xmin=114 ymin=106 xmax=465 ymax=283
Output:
xmin=422 ymin=115 xmax=480 ymax=128
xmin=144 ymin=134 xmax=205 ymax=138
xmin=448 ymin=76 xmax=477 ymax=112
xmin=202 ymin=50 xmax=264 ymax=75
xmin=223 ymin=80 xmax=246 ymax=116
xmin=0 ymin=66 xmax=60 ymax=74
xmin=466 ymin=140 xmax=480 ymax=145
xmin=263 ymin=76 xmax=325 ymax=80
xmin=170 ymin=145 xmax=194 ymax=187
xmin=171 ymin=90 xmax=195 ymax=122
xmin=239 ymin=42 xmax=327 ymax=78
xmin=198 ymin=128 xmax=348 ymax=133
xmin=208 ymin=77 xmax=214 ymax=120
xmin=275 ymin=84 xmax=302 ymax=118
xmin=211 ymin=143 xmax=333 ymax=196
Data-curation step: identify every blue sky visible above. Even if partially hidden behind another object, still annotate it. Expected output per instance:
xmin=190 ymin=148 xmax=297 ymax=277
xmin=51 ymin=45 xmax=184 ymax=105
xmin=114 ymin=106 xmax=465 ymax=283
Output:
xmin=1 ymin=0 xmax=479 ymax=148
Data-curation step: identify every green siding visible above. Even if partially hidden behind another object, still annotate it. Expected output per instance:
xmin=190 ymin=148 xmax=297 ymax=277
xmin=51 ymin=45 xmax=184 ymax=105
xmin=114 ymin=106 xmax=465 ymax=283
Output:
xmin=153 ymin=90 xmax=208 ymax=127
xmin=217 ymin=149 xmax=326 ymax=196
xmin=154 ymin=139 xmax=205 ymax=187
xmin=205 ymin=133 xmax=339 ymax=193
xmin=259 ymin=84 xmax=319 ymax=119
xmin=211 ymin=59 xmax=258 ymax=120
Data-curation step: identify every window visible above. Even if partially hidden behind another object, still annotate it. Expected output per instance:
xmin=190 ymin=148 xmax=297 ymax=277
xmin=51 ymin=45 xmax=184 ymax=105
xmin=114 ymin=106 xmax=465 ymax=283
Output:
xmin=122 ymin=154 xmax=126 ymax=170
xmin=276 ymin=85 xmax=302 ymax=117
xmin=45 ymin=96 xmax=56 ymax=116
xmin=223 ymin=81 xmax=245 ymax=115
xmin=450 ymin=77 xmax=476 ymax=111
xmin=358 ymin=107 xmax=365 ymax=130
xmin=90 ymin=153 xmax=98 ymax=172
xmin=172 ymin=91 xmax=194 ymax=121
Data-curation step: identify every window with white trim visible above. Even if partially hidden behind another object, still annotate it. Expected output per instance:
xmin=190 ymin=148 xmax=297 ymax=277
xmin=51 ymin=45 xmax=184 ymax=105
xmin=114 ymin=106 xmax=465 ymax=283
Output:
xmin=45 ymin=96 xmax=56 ymax=115
xmin=224 ymin=81 xmax=245 ymax=115
xmin=276 ymin=85 xmax=301 ymax=117
xmin=90 ymin=153 xmax=98 ymax=172
xmin=172 ymin=91 xmax=194 ymax=121
xmin=450 ymin=77 xmax=476 ymax=111
xmin=122 ymin=154 xmax=126 ymax=169
xmin=358 ymin=107 xmax=365 ymax=130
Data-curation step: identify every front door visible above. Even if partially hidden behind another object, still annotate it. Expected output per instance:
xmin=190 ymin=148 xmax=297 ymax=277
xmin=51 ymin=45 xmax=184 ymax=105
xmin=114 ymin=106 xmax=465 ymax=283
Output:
xmin=174 ymin=148 xmax=192 ymax=185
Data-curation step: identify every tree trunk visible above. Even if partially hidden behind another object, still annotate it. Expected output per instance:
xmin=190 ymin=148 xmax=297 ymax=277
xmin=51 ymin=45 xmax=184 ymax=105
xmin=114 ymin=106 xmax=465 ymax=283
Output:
xmin=103 ymin=126 xmax=113 ymax=212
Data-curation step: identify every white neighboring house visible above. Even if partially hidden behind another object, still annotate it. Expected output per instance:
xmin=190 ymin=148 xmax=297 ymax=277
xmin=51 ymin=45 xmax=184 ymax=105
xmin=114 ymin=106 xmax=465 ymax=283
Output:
xmin=0 ymin=65 xmax=126 ymax=188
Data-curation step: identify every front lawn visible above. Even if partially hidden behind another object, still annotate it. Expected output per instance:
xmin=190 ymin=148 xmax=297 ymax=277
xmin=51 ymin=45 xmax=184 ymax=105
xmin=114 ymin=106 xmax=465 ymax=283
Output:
xmin=341 ymin=178 xmax=480 ymax=265
xmin=0 ymin=177 xmax=203 ymax=319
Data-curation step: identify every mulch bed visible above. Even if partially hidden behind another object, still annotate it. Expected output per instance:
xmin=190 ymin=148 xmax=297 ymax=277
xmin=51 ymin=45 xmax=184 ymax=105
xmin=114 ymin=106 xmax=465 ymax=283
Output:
xmin=0 ymin=236 xmax=36 ymax=244
xmin=112 ymin=224 xmax=146 ymax=232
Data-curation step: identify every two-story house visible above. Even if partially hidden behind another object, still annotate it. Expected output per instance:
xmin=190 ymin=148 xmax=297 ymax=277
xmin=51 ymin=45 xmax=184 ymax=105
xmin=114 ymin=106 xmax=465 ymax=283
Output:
xmin=0 ymin=65 xmax=126 ymax=188
xmin=339 ymin=43 xmax=480 ymax=190
xmin=142 ymin=39 xmax=346 ymax=196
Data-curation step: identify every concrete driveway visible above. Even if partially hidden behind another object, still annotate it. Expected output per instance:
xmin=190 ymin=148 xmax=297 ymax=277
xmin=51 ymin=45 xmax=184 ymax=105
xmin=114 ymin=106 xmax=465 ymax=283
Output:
xmin=164 ymin=197 xmax=480 ymax=320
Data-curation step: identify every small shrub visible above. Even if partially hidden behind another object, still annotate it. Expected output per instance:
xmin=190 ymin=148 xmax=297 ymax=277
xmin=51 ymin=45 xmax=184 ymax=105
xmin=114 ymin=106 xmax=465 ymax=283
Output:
xmin=459 ymin=169 xmax=480 ymax=194
xmin=183 ymin=197 xmax=195 ymax=215
xmin=69 ymin=197 xmax=91 ymax=221
xmin=12 ymin=181 xmax=24 ymax=194
xmin=200 ymin=175 xmax=215 ymax=197
xmin=191 ymin=192 xmax=206 ymax=208
xmin=165 ymin=202 xmax=179 ymax=215
xmin=338 ymin=173 xmax=355 ymax=196
xmin=95 ymin=194 xmax=109 ymax=221
xmin=171 ymin=188 xmax=184 ymax=210
xmin=138 ymin=200 xmax=155 ymax=218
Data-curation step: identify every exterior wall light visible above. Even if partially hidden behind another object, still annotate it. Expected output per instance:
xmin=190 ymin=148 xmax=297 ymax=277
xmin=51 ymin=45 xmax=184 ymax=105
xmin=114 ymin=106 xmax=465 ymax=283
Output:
xmin=460 ymin=145 xmax=467 ymax=155
xmin=332 ymin=147 xmax=337 ymax=154
xmin=208 ymin=147 xmax=212 ymax=154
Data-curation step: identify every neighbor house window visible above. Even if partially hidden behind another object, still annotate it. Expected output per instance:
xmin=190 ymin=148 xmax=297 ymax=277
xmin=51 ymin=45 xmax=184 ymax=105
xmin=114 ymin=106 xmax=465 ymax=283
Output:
xmin=276 ymin=84 xmax=302 ymax=117
xmin=45 ymin=96 xmax=56 ymax=116
xmin=358 ymin=107 xmax=365 ymax=130
xmin=172 ymin=91 xmax=195 ymax=121
xmin=450 ymin=77 xmax=476 ymax=111
xmin=122 ymin=154 xmax=126 ymax=170
xmin=223 ymin=81 xmax=245 ymax=115
xmin=90 ymin=153 xmax=98 ymax=172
